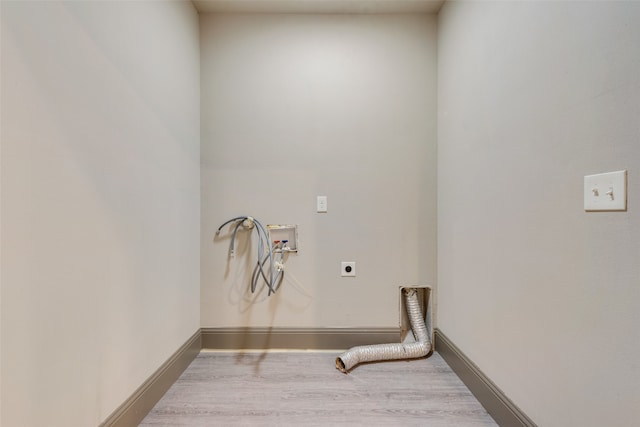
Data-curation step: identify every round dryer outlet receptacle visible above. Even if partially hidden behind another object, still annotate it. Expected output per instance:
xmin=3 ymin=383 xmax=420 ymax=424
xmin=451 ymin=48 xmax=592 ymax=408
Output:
xmin=341 ymin=261 xmax=356 ymax=277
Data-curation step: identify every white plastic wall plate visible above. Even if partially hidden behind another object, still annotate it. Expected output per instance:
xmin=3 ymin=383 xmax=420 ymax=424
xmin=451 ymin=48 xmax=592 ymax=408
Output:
xmin=584 ymin=170 xmax=627 ymax=211
xmin=317 ymin=196 xmax=327 ymax=213
xmin=341 ymin=261 xmax=356 ymax=277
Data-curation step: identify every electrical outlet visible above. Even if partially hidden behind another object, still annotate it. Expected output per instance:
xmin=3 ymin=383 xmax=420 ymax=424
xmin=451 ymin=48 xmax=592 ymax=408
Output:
xmin=341 ymin=261 xmax=356 ymax=277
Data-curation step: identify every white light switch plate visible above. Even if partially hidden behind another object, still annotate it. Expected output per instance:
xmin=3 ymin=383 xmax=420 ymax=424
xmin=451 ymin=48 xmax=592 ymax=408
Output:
xmin=317 ymin=196 xmax=327 ymax=213
xmin=584 ymin=170 xmax=627 ymax=211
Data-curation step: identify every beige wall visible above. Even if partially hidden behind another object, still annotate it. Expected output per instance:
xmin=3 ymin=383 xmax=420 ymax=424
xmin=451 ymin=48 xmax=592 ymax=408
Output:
xmin=200 ymin=13 xmax=437 ymax=328
xmin=7 ymin=2 xmax=640 ymax=426
xmin=0 ymin=1 xmax=200 ymax=426
xmin=438 ymin=1 xmax=640 ymax=426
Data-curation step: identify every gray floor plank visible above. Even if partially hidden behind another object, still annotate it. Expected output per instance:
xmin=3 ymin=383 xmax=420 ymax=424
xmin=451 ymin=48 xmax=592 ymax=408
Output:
xmin=140 ymin=351 xmax=498 ymax=426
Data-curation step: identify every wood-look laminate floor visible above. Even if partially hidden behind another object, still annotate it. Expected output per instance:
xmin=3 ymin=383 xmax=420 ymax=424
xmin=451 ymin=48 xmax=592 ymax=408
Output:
xmin=140 ymin=350 xmax=498 ymax=427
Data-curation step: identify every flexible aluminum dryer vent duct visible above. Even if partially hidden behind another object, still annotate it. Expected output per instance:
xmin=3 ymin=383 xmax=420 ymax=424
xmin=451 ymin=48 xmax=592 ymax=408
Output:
xmin=336 ymin=288 xmax=431 ymax=373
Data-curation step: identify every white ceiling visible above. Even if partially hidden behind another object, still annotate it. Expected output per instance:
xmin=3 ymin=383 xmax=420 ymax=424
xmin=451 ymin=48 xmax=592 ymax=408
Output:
xmin=193 ymin=0 xmax=446 ymax=14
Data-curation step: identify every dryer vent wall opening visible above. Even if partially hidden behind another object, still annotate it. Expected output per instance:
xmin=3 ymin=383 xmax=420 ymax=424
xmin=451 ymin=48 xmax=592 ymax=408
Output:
xmin=336 ymin=287 xmax=432 ymax=373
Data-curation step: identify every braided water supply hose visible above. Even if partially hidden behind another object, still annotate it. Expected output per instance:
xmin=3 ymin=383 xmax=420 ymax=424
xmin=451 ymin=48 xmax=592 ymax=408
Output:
xmin=336 ymin=288 xmax=431 ymax=373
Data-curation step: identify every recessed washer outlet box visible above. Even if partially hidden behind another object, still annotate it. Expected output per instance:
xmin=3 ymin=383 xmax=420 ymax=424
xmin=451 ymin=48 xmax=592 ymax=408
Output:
xmin=267 ymin=224 xmax=299 ymax=252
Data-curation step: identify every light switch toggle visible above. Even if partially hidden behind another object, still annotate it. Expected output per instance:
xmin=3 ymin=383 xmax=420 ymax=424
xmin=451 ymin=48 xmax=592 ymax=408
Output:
xmin=605 ymin=188 xmax=614 ymax=200
xmin=592 ymin=188 xmax=599 ymax=196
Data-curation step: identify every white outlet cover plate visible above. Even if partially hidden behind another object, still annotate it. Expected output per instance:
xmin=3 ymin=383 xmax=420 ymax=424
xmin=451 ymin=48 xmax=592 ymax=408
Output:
xmin=341 ymin=261 xmax=356 ymax=277
xmin=584 ymin=170 xmax=627 ymax=211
